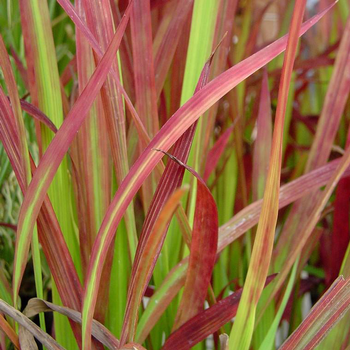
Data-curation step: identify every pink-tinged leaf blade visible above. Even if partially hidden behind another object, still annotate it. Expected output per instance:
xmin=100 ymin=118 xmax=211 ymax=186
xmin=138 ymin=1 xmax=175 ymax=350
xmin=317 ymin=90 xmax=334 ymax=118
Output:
xmin=130 ymin=0 xmax=159 ymax=210
xmin=280 ymin=276 xmax=350 ymax=350
xmin=18 ymin=99 xmax=58 ymax=133
xmin=131 ymin=0 xmax=159 ymax=137
xmin=73 ymin=0 xmax=114 ymax=324
xmin=252 ymin=69 xmax=272 ymax=201
xmin=153 ymin=0 xmax=194 ymax=97
xmin=203 ymin=124 xmax=235 ymax=182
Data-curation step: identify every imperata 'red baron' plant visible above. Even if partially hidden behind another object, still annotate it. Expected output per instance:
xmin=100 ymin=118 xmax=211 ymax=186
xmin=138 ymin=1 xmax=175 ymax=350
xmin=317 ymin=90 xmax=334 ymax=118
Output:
xmin=1 ymin=0 xmax=350 ymax=348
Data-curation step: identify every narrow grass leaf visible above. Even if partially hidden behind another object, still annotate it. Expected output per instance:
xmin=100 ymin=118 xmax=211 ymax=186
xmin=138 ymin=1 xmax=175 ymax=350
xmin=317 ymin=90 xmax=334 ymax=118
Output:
xmin=153 ymin=0 xmax=194 ymax=98
xmin=162 ymin=275 xmax=276 ymax=350
xmin=137 ymin=41 xmax=216 ymax=250
xmin=329 ymin=176 xmax=350 ymax=284
xmin=280 ymin=276 xmax=350 ymax=350
xmin=18 ymin=0 xmax=82 ymax=345
xmin=203 ymin=124 xmax=235 ymax=182
xmin=327 ymin=126 xmax=350 ymax=285
xmin=126 ymin=44 xmax=215 ymax=341
xmin=229 ymin=2 xmax=307 ymax=348
xmin=131 ymin=0 xmax=159 ymax=137
xmin=16 ymin=99 xmax=58 ymax=133
xmin=165 ymin=151 xmax=218 ymax=330
xmin=263 ymin=122 xmax=350 ymax=315
xmin=74 ymin=0 xmax=115 ymax=324
xmin=258 ymin=259 xmax=299 ymax=350
xmin=120 ymin=187 xmax=188 ymax=344
xmin=135 ymin=260 xmax=188 ymax=343
xmin=252 ymin=69 xmax=272 ymax=201
xmin=274 ymin=4 xmax=350 ymax=275
xmin=81 ymin=3 xmax=138 ymax=310
xmin=130 ymin=0 xmax=159 ymax=210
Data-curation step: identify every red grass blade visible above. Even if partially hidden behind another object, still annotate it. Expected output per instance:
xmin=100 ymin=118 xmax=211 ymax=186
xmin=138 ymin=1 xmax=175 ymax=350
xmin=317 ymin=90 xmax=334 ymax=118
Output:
xmin=131 ymin=0 xmax=159 ymax=137
xmin=128 ymin=42 xmax=215 ymax=319
xmin=203 ymin=124 xmax=235 ymax=182
xmin=201 ymin=0 xmax=238 ymax=161
xmin=131 ymin=0 xmax=160 ymax=210
xmin=15 ymin=99 xmax=58 ymax=133
xmin=328 ymin=178 xmax=350 ymax=284
xmin=327 ymin=129 xmax=350 ymax=285
xmin=122 ymin=45 xmax=224 ymax=344
xmin=157 ymin=152 xmax=219 ymax=331
xmin=120 ymin=187 xmax=188 ymax=344
xmin=153 ymin=0 xmax=194 ymax=97
xmin=280 ymin=276 xmax=350 ymax=350
xmin=252 ymin=69 xmax=272 ymax=201
xmin=162 ymin=275 xmax=276 ymax=350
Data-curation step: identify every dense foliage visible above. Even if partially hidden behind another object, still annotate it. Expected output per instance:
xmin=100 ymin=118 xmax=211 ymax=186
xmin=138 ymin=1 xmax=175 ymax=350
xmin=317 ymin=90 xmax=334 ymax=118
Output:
xmin=0 ymin=0 xmax=350 ymax=349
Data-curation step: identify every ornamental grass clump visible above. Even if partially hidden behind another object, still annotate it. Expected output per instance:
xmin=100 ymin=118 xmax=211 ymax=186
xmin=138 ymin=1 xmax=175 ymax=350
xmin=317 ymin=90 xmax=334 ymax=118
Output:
xmin=0 ymin=0 xmax=350 ymax=349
